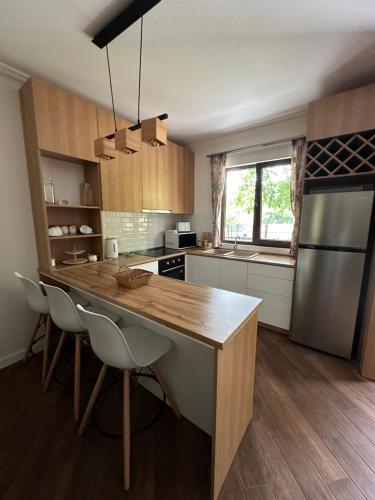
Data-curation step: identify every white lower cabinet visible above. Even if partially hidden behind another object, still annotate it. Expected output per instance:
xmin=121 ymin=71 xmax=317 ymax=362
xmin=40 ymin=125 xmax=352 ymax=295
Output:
xmin=186 ymin=254 xmax=295 ymax=330
xmin=186 ymin=254 xmax=220 ymax=288
xmin=246 ymin=263 xmax=294 ymax=330
xmin=129 ymin=260 xmax=159 ymax=274
xmin=219 ymin=259 xmax=247 ymax=294
xmin=246 ymin=288 xmax=292 ymax=330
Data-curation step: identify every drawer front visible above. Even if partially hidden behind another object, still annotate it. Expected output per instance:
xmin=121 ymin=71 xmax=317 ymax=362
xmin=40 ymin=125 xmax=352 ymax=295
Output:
xmin=258 ymin=306 xmax=291 ymax=330
xmin=246 ymin=288 xmax=292 ymax=313
xmin=247 ymin=274 xmax=294 ymax=297
xmin=247 ymin=262 xmax=294 ymax=281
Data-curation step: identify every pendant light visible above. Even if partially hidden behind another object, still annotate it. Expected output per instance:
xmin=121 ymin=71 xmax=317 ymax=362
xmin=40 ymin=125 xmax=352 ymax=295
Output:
xmin=141 ymin=116 xmax=167 ymax=147
xmin=116 ymin=15 xmax=168 ymax=150
xmin=139 ymin=16 xmax=168 ymax=147
xmin=95 ymin=46 xmax=140 ymax=159
xmin=95 ymin=12 xmax=168 ymax=158
xmin=94 ymin=47 xmax=117 ymax=160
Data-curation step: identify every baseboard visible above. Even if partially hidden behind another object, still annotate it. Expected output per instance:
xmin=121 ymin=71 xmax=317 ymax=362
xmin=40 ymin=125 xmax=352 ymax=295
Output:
xmin=0 ymin=341 xmax=44 ymax=370
xmin=258 ymin=322 xmax=289 ymax=335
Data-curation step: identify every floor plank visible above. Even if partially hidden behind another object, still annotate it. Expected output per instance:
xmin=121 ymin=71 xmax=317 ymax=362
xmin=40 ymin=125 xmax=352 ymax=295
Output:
xmin=244 ymin=484 xmax=276 ymax=499
xmin=345 ymin=408 xmax=375 ymax=446
xmin=247 ymin=417 xmax=305 ymax=500
xmin=266 ymin=333 xmax=375 ymax=474
xmin=255 ymin=341 xmax=347 ymax=484
xmin=324 ymin=436 xmax=375 ymax=499
xmin=327 ymin=477 xmax=365 ymax=500
xmin=2 ymin=329 xmax=375 ymax=499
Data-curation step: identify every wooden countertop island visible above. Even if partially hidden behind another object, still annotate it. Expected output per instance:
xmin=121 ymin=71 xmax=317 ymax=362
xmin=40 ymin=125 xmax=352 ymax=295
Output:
xmin=42 ymin=261 xmax=260 ymax=349
xmin=41 ymin=261 xmax=261 ymax=500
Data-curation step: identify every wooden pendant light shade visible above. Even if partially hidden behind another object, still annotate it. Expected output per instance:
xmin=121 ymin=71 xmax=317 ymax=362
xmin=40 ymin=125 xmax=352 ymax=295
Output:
xmin=142 ymin=117 xmax=167 ymax=147
xmin=94 ymin=137 xmax=116 ymax=160
xmin=115 ymin=128 xmax=141 ymax=154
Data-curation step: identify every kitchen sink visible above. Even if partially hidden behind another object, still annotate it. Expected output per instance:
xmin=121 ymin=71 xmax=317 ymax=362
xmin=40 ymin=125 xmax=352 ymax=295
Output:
xmin=226 ymin=250 xmax=259 ymax=260
xmin=202 ymin=248 xmax=259 ymax=260
xmin=202 ymin=248 xmax=233 ymax=255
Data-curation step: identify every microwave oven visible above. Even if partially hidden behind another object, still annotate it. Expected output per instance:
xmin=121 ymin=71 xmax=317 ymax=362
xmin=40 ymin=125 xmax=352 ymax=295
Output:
xmin=165 ymin=230 xmax=197 ymax=249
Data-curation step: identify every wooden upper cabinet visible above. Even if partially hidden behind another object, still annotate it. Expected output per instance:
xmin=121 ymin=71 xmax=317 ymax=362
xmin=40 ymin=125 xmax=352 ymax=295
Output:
xmin=168 ymin=142 xmax=194 ymax=214
xmin=307 ymin=83 xmax=375 ymax=141
xmin=141 ymin=141 xmax=194 ymax=214
xmin=97 ymin=108 xmax=143 ymax=212
xmin=141 ymin=142 xmax=170 ymax=211
xmin=29 ymin=77 xmax=98 ymax=162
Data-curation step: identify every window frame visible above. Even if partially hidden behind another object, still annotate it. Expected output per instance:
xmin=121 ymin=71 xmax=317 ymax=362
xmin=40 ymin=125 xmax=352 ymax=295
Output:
xmin=221 ymin=157 xmax=292 ymax=248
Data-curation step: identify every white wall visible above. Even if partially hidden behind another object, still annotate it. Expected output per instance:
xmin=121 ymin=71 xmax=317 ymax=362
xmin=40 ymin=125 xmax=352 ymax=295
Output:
xmin=0 ymin=71 xmax=39 ymax=368
xmin=189 ymin=112 xmax=308 ymax=252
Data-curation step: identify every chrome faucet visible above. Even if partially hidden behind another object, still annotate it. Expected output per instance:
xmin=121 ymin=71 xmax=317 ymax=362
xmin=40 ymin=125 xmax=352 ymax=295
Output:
xmin=234 ymin=235 xmax=239 ymax=252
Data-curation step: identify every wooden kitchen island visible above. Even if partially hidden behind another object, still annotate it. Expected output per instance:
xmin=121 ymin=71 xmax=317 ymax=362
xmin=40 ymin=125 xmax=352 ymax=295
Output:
xmin=41 ymin=261 xmax=261 ymax=500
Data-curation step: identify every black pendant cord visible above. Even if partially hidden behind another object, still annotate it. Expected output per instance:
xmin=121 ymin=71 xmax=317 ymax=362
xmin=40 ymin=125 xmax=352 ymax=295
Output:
xmin=137 ymin=16 xmax=144 ymax=126
xmin=105 ymin=44 xmax=117 ymax=133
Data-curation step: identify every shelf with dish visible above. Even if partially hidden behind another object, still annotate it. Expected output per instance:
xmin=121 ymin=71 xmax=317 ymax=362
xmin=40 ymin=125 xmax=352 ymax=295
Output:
xmin=53 ymin=259 xmax=103 ymax=271
xmin=50 ymin=235 xmax=103 ymax=267
xmin=49 ymin=233 xmax=102 ymax=240
xmin=45 ymin=203 xmax=100 ymax=210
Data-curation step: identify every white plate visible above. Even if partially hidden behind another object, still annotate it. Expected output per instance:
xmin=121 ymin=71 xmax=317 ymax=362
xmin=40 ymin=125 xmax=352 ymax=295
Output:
xmin=62 ymin=258 xmax=88 ymax=265
xmin=79 ymin=225 xmax=93 ymax=234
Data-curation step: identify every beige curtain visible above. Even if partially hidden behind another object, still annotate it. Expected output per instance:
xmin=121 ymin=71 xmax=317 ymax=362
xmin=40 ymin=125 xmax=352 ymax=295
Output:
xmin=290 ymin=138 xmax=307 ymax=256
xmin=211 ymin=154 xmax=227 ymax=248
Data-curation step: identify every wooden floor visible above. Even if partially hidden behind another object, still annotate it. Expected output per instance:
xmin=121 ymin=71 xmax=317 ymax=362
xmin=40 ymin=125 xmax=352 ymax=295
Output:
xmin=2 ymin=328 xmax=375 ymax=499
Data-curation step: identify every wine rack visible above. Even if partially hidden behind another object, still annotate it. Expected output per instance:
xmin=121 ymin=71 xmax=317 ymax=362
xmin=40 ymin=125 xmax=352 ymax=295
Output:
xmin=306 ymin=129 xmax=375 ymax=180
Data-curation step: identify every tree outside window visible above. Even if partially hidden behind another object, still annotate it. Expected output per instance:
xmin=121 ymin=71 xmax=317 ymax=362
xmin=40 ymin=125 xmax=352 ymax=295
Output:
xmin=222 ymin=159 xmax=294 ymax=246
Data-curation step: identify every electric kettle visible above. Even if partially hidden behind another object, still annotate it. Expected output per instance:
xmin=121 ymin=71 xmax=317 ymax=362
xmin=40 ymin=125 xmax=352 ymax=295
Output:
xmin=105 ymin=237 xmax=119 ymax=259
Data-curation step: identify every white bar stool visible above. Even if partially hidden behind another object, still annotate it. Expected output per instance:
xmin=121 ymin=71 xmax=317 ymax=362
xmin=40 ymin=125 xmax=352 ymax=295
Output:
xmin=41 ymin=282 xmax=120 ymax=421
xmin=14 ymin=272 xmax=88 ymax=384
xmin=76 ymin=304 xmax=180 ymax=491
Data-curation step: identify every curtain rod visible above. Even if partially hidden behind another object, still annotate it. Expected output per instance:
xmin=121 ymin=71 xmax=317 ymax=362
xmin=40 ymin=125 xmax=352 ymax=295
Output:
xmin=206 ymin=134 xmax=306 ymax=158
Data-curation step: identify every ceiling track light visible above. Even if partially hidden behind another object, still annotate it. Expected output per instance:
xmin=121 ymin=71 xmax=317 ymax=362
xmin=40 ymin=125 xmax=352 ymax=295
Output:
xmin=93 ymin=0 xmax=167 ymax=160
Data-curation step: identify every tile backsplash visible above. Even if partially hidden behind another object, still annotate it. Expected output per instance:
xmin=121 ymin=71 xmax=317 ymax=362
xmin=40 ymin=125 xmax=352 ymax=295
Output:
xmin=102 ymin=212 xmax=190 ymax=253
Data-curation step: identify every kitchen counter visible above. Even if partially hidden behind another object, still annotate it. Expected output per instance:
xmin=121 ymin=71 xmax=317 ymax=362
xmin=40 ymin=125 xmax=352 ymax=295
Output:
xmin=40 ymin=260 xmax=260 ymax=500
xmin=41 ymin=260 xmax=261 ymax=350
xmin=49 ymin=248 xmax=295 ymax=273
xmin=185 ymin=247 xmax=295 ymax=268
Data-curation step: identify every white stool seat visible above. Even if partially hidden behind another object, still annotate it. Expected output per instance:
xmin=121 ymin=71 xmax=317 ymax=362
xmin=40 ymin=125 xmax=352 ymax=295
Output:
xmin=86 ymin=306 xmax=120 ymax=325
xmin=121 ymin=326 xmax=172 ymax=368
xmin=41 ymin=281 xmax=121 ymax=422
xmin=76 ymin=304 xmax=180 ymax=490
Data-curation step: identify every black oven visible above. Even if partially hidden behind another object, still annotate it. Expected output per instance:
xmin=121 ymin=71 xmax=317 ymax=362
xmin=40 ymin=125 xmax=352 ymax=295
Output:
xmin=158 ymin=255 xmax=185 ymax=280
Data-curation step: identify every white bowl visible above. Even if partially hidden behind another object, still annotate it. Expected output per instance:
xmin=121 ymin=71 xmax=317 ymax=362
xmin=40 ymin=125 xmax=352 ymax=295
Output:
xmin=79 ymin=225 xmax=93 ymax=234
xmin=48 ymin=226 xmax=63 ymax=237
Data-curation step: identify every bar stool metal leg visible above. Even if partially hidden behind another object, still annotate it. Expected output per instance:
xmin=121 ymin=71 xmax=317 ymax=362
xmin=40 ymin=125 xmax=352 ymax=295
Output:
xmin=123 ymin=368 xmax=131 ymax=491
xmin=41 ymin=315 xmax=52 ymax=384
xmin=24 ymin=313 xmax=43 ymax=363
xmin=74 ymin=335 xmax=82 ymax=422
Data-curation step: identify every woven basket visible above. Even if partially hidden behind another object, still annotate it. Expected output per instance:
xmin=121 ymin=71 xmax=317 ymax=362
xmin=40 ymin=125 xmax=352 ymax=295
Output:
xmin=113 ymin=265 xmax=153 ymax=289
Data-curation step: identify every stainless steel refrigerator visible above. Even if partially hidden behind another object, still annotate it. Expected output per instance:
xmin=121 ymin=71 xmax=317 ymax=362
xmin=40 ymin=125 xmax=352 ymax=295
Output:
xmin=289 ymin=190 xmax=374 ymax=358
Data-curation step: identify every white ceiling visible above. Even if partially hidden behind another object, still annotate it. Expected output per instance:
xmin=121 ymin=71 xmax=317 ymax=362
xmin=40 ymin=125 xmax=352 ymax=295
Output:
xmin=1 ymin=0 xmax=375 ymax=143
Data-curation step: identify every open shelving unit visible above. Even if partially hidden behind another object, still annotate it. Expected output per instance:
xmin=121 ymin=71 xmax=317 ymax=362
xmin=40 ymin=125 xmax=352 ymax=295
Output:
xmin=306 ymin=130 xmax=375 ymax=180
xmin=19 ymin=77 xmax=104 ymax=272
xmin=43 ymin=163 xmax=104 ymax=269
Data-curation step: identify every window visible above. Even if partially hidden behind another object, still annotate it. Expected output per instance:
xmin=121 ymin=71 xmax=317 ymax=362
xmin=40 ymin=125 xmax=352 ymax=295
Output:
xmin=222 ymin=158 xmax=294 ymax=246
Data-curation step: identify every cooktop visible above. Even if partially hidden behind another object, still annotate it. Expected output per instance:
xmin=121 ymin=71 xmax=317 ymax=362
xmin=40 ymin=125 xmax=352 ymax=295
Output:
xmin=133 ymin=247 xmax=181 ymax=258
